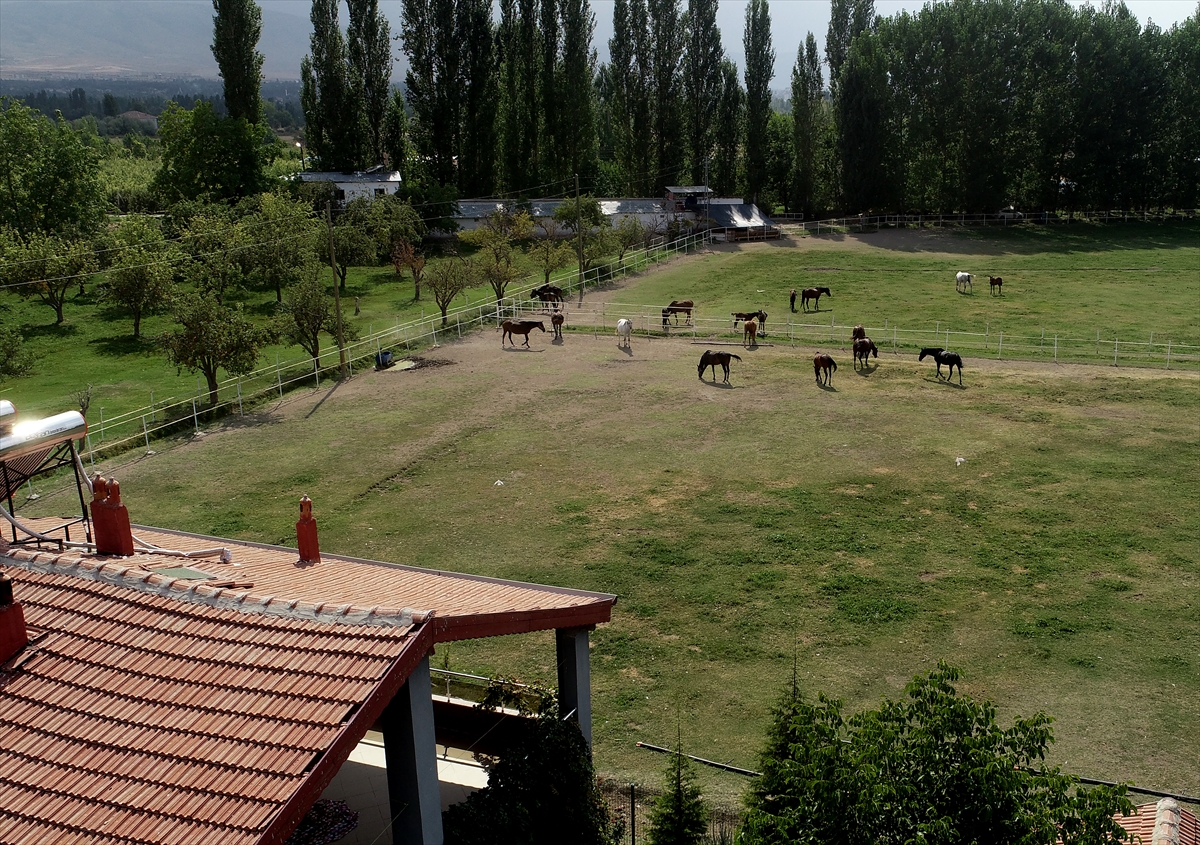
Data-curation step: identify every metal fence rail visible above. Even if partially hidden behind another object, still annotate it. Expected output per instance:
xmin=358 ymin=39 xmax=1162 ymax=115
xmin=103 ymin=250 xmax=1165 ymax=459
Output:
xmin=792 ymin=208 xmax=1198 ymax=234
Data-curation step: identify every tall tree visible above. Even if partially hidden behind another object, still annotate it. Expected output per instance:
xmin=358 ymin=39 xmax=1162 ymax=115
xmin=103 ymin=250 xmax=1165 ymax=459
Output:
xmin=629 ymin=0 xmax=656 ymax=194
xmin=826 ymin=0 xmax=875 ymax=103
xmin=558 ymin=0 xmax=599 ymax=182
xmin=712 ymin=59 xmax=744 ymax=196
xmin=497 ymin=0 xmax=535 ymax=192
xmin=160 ymin=293 xmax=277 ymax=406
xmin=346 ymin=0 xmax=393 ymax=166
xmin=682 ymin=0 xmax=723 ymax=186
xmin=402 ymin=0 xmax=462 ymax=185
xmin=459 ymin=0 xmax=500 ymax=195
xmin=838 ymin=28 xmax=895 ymax=211
xmin=743 ymin=0 xmax=774 ymax=204
xmin=540 ymin=0 xmax=562 ymax=180
xmin=649 ymin=0 xmax=686 ymax=192
xmin=211 ymin=0 xmax=264 ymax=123
xmin=605 ymin=0 xmax=637 ymax=193
xmin=153 ymin=101 xmax=271 ymax=202
xmin=791 ymin=33 xmax=823 ymax=217
xmin=301 ymin=0 xmax=362 ymax=172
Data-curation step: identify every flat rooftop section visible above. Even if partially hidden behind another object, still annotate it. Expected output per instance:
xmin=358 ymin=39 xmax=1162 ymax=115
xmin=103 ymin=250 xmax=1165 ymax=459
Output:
xmin=3 ymin=519 xmax=616 ymax=641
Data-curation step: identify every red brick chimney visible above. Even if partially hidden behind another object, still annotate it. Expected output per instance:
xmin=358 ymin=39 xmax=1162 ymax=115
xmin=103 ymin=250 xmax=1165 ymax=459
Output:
xmin=296 ymin=495 xmax=321 ymax=564
xmin=91 ymin=476 xmax=135 ymax=556
xmin=0 ymin=572 xmax=29 ymax=665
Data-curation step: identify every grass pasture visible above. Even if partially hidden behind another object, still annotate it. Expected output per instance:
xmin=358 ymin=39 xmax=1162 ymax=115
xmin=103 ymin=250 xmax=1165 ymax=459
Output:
xmin=12 ymin=224 xmax=1200 ymax=807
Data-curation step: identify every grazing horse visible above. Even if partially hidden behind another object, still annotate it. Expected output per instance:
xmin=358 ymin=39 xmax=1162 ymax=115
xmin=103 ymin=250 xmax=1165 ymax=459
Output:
xmin=551 ymin=310 xmax=565 ymax=339
xmin=501 ymin=319 xmax=546 ymax=347
xmin=919 ymin=347 xmax=964 ymax=385
xmin=790 ymin=289 xmax=798 ymax=312
xmin=813 ymin=353 xmax=837 ymax=386
xmin=743 ymin=319 xmax=758 ymax=347
xmin=662 ymin=299 xmax=695 ymax=328
xmin=851 ymin=324 xmax=867 ymax=341
xmin=698 ymin=350 xmax=742 ymax=383
xmin=989 ymin=275 xmax=1003 ymax=295
xmin=616 ymin=318 xmax=633 ymax=348
xmin=801 ymin=287 xmax=831 ymax=312
xmin=733 ymin=309 xmax=767 ymax=336
xmin=531 ymin=284 xmax=564 ymax=308
xmin=853 ymin=337 xmax=878 ymax=368
xmin=955 ymin=272 xmax=973 ymax=294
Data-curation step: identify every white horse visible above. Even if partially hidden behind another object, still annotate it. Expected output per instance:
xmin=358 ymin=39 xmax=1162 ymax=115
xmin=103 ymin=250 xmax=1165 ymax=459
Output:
xmin=616 ymin=318 xmax=632 ymax=348
xmin=956 ymin=271 xmax=973 ymax=293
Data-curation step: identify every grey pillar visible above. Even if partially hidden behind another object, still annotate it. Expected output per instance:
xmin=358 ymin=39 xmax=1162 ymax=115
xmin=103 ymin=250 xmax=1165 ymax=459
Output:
xmin=556 ymin=626 xmax=592 ymax=747
xmin=380 ymin=655 xmax=443 ymax=845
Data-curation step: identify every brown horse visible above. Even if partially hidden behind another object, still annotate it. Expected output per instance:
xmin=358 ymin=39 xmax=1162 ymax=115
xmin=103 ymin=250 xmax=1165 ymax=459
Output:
xmin=501 ymin=319 xmax=546 ymax=347
xmin=853 ymin=337 xmax=878 ymax=368
xmin=802 ymin=287 xmax=831 ymax=312
xmin=989 ymin=275 xmax=1003 ymax=295
xmin=851 ymin=324 xmax=867 ymax=341
xmin=662 ymin=299 xmax=695 ymax=328
xmin=743 ymin=319 xmax=758 ymax=347
xmin=813 ymin=353 xmax=837 ymax=386
xmin=551 ymin=311 xmax=565 ymax=339
xmin=698 ymin=350 xmax=742 ymax=383
xmin=733 ymin=309 xmax=767 ymax=336
xmin=531 ymin=284 xmax=564 ymax=310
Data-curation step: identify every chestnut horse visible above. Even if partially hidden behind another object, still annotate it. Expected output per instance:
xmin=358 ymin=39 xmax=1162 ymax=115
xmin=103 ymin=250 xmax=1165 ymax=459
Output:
xmin=802 ymin=287 xmax=831 ymax=312
xmin=743 ymin=319 xmax=758 ymax=347
xmin=853 ymin=337 xmax=878 ymax=368
xmin=919 ymin=347 xmax=963 ymax=385
xmin=551 ymin=311 xmax=565 ymax=339
xmin=814 ymin=353 xmax=837 ymax=385
xmin=698 ymin=350 xmax=741 ymax=383
xmin=501 ymin=319 xmax=546 ymax=347
xmin=662 ymin=299 xmax=695 ymax=328
xmin=733 ymin=309 xmax=768 ymax=336
xmin=989 ymin=275 xmax=1003 ymax=295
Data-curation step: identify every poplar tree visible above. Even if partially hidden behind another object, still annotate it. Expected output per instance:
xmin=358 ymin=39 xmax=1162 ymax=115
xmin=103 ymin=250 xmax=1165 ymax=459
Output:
xmin=401 ymin=0 xmax=461 ymax=185
xmin=826 ymin=0 xmax=875 ymax=103
xmin=605 ymin=0 xmax=637 ymax=193
xmin=682 ymin=0 xmax=723 ymax=186
xmin=540 ymin=0 xmax=562 ymax=181
xmin=211 ymin=0 xmax=264 ymax=122
xmin=791 ymin=33 xmax=823 ymax=217
xmin=712 ymin=59 xmax=743 ymax=196
xmin=459 ymin=0 xmax=499 ymax=196
xmin=558 ymin=0 xmax=599 ymax=181
xmin=649 ymin=0 xmax=686 ymax=192
xmin=629 ymin=0 xmax=656 ymax=194
xmin=497 ymin=0 xmax=540 ymax=192
xmin=743 ymin=0 xmax=774 ymax=204
xmin=346 ymin=0 xmax=392 ymax=166
xmin=301 ymin=0 xmax=362 ymax=171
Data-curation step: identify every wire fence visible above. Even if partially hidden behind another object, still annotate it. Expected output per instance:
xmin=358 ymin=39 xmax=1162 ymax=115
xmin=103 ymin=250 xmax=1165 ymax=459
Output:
xmin=599 ymin=779 xmax=740 ymax=845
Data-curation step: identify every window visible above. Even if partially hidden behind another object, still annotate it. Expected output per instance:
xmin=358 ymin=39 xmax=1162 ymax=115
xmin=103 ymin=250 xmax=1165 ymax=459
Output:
xmin=375 ymin=188 xmax=386 ymax=197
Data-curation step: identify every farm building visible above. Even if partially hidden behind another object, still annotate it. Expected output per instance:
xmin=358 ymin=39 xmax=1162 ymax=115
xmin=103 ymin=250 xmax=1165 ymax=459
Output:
xmin=0 ymin=403 xmax=614 ymax=845
xmin=452 ymin=196 xmax=765 ymax=238
xmin=297 ymin=167 xmax=404 ymax=204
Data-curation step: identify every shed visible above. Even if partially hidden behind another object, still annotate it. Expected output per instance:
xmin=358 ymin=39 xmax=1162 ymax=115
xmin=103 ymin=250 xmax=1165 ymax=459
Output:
xmin=298 ymin=167 xmax=403 ymax=204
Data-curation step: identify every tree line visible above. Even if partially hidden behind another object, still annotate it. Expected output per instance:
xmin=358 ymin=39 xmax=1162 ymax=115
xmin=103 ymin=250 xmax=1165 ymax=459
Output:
xmin=294 ymin=0 xmax=1198 ymax=215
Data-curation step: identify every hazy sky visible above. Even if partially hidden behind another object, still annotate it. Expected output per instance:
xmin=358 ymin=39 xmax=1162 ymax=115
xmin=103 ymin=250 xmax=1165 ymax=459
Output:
xmin=263 ymin=0 xmax=1196 ymax=83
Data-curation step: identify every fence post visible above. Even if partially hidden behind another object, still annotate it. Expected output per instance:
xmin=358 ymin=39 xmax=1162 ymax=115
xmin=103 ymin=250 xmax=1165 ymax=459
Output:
xmin=99 ymin=407 xmax=105 ymax=442
xmin=457 ymin=314 xmax=462 ymax=339
xmin=192 ymin=398 xmax=199 ymax=433
xmin=630 ymin=783 xmax=636 ymax=844
xmin=237 ymin=378 xmax=243 ymax=416
xmin=1114 ymin=339 xmax=1119 ymax=366
xmin=150 ymin=390 xmax=155 ymax=423
xmin=1040 ymin=328 xmax=1045 ymax=353
xmin=830 ymin=312 xmax=834 ymax=342
xmin=893 ymin=326 xmax=897 ymax=352
xmin=142 ymin=416 xmax=150 ymax=451
xmin=277 ymin=362 xmax=284 ymax=399
xmin=1054 ymin=335 xmax=1058 ymax=363
xmin=1166 ymin=340 xmax=1171 ymax=368
xmin=985 ymin=322 xmax=989 ymax=349
xmin=997 ymin=332 xmax=1003 ymax=358
xmin=86 ymin=434 xmax=95 ymax=470
xmin=1096 ymin=330 xmax=1100 ymax=356
xmin=314 ymin=358 xmax=320 ymax=389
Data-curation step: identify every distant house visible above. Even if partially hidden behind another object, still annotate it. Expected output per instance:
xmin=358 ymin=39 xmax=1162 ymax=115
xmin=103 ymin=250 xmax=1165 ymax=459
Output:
xmin=116 ymin=110 xmax=158 ymax=130
xmin=297 ymin=166 xmax=403 ymax=204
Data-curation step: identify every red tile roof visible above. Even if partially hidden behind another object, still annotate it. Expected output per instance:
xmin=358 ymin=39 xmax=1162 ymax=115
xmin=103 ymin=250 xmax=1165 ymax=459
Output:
xmin=0 ymin=563 xmax=430 ymax=845
xmin=1117 ymin=801 xmax=1200 ymax=845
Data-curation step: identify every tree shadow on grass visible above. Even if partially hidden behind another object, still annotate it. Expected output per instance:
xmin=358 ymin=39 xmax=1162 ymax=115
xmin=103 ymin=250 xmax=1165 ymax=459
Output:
xmin=88 ymin=334 xmax=154 ymax=357
xmin=20 ymin=322 xmax=78 ymax=341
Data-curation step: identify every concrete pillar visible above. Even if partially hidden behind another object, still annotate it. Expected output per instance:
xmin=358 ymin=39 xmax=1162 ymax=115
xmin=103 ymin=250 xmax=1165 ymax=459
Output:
xmin=556 ymin=626 xmax=592 ymax=748
xmin=380 ymin=655 xmax=443 ymax=845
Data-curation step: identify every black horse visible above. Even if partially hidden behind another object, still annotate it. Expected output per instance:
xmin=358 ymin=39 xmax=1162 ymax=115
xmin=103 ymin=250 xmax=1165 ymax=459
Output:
xmin=698 ymin=350 xmax=742 ymax=383
xmin=919 ymin=347 xmax=963 ymax=385
xmin=801 ymin=287 xmax=831 ymax=312
xmin=531 ymin=284 xmax=564 ymax=310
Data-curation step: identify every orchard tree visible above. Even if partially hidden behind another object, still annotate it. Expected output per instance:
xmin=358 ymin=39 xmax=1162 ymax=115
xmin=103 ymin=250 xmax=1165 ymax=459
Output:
xmin=529 ymin=219 xmax=574 ymax=286
xmin=153 ymin=101 xmax=272 ymax=202
xmin=741 ymin=663 xmax=1136 ymax=845
xmin=182 ymin=214 xmax=249 ymax=305
xmin=246 ymin=194 xmax=320 ymax=302
xmin=425 ymin=252 xmax=481 ymax=326
xmin=0 ymin=227 xmax=97 ymax=324
xmin=391 ymin=239 xmax=427 ymax=300
xmin=554 ymin=194 xmax=612 ymax=279
xmin=0 ymin=326 xmax=35 ymax=382
xmin=278 ymin=267 xmax=340 ymax=363
xmin=459 ymin=209 xmax=533 ymax=303
xmin=99 ymin=215 xmax=180 ymax=338
xmin=160 ymin=293 xmax=278 ymax=405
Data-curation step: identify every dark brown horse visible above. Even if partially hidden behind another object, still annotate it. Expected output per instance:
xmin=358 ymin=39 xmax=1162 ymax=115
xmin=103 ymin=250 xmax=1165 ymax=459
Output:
xmin=802 ymin=287 xmax=831 ymax=312
xmin=733 ymin=309 xmax=767 ymax=336
xmin=989 ymin=275 xmax=1003 ymax=295
xmin=698 ymin=350 xmax=742 ymax=383
xmin=501 ymin=319 xmax=546 ymax=347
xmin=813 ymin=353 xmax=837 ymax=385
xmin=531 ymin=284 xmax=564 ymax=309
xmin=919 ymin=347 xmax=963 ymax=385
xmin=551 ymin=310 xmax=565 ymax=339
xmin=743 ymin=319 xmax=758 ymax=347
xmin=662 ymin=299 xmax=695 ymax=328
xmin=853 ymin=337 xmax=878 ymax=368
xmin=790 ymin=289 xmax=798 ymax=312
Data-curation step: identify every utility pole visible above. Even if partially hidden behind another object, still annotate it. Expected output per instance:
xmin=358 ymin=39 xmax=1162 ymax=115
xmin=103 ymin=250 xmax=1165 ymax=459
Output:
xmin=575 ymin=172 xmax=584 ymax=294
xmin=325 ymin=201 xmax=349 ymax=381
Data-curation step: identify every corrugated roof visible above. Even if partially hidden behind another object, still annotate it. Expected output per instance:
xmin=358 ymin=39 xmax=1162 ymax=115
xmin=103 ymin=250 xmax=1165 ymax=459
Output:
xmin=298 ymin=171 xmax=401 ymax=184
xmin=0 ymin=562 xmax=430 ymax=845
xmin=702 ymin=204 xmax=777 ymax=229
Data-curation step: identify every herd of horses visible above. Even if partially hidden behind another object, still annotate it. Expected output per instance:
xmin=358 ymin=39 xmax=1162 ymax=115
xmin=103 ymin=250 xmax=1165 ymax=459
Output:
xmin=503 ymin=271 xmax=994 ymax=385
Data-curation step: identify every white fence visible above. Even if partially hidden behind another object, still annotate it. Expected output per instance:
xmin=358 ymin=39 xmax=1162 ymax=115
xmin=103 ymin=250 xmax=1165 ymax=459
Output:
xmin=790 ymin=208 xmax=1198 ymax=234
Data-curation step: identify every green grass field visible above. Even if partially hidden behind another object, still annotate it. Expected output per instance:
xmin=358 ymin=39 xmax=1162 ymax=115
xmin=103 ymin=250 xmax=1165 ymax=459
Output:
xmin=11 ymin=223 xmax=1200 ymax=808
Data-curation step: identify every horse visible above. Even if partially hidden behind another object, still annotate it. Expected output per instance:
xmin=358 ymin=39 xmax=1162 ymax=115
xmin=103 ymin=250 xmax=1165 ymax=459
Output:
xmin=853 ymin=337 xmax=878 ymax=368
xmin=801 ymin=287 xmax=831 ymax=312
xmin=616 ymin=318 xmax=633 ymax=348
xmin=919 ymin=347 xmax=964 ymax=385
xmin=698 ymin=350 xmax=741 ymax=383
xmin=813 ymin=353 xmax=837 ymax=386
xmin=551 ymin=310 xmax=565 ymax=340
xmin=956 ymin=272 xmax=973 ymax=294
xmin=790 ymin=289 xmax=797 ymax=312
xmin=733 ymin=310 xmax=767 ymax=336
xmin=743 ymin=319 xmax=758 ymax=347
xmin=989 ymin=275 xmax=1003 ymax=295
xmin=662 ymin=299 xmax=694 ymax=328
xmin=531 ymin=284 xmax=564 ymax=311
xmin=501 ymin=319 xmax=546 ymax=347
xmin=851 ymin=325 xmax=867 ymax=341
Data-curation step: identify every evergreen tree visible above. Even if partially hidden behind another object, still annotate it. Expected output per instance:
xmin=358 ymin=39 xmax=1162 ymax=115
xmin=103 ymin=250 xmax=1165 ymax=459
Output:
xmin=211 ymin=0 xmax=264 ymax=123
xmin=649 ymin=0 xmax=686 ymax=192
xmin=743 ymin=0 xmax=774 ymax=204
xmin=647 ymin=746 xmax=708 ymax=845
xmin=459 ymin=0 xmax=499 ymax=195
xmin=682 ymin=0 xmax=723 ymax=186
xmin=346 ymin=0 xmax=392 ymax=166
xmin=712 ymin=59 xmax=743 ymax=196
xmin=558 ymin=0 xmax=599 ymax=182
xmin=791 ymin=32 xmax=823 ymax=217
xmin=301 ymin=0 xmax=362 ymax=171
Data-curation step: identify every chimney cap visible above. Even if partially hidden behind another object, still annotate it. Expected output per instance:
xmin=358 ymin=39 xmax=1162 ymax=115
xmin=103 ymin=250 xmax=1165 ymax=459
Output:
xmin=0 ymin=572 xmax=12 ymax=606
